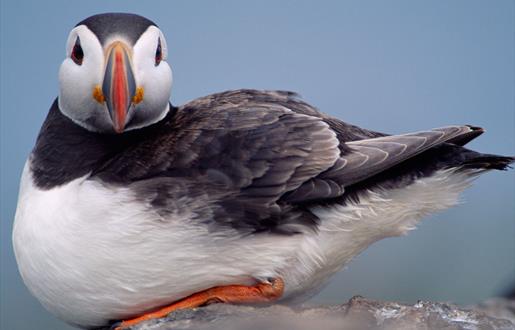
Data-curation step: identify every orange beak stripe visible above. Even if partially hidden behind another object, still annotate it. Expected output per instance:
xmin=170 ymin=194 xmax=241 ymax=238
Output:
xmin=112 ymin=47 xmax=128 ymax=132
xmin=102 ymin=42 xmax=136 ymax=133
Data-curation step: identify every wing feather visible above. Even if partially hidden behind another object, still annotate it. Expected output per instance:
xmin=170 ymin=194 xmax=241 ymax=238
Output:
xmin=111 ymin=90 xmax=485 ymax=233
xmin=319 ymin=125 xmax=481 ymax=187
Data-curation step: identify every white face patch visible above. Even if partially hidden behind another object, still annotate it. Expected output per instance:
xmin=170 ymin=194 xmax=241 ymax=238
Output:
xmin=58 ymin=25 xmax=173 ymax=133
xmin=58 ymin=25 xmax=110 ymax=131
xmin=129 ymin=26 xmax=172 ymax=130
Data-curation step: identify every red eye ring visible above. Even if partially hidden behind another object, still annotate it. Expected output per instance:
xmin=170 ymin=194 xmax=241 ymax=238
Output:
xmin=155 ymin=38 xmax=162 ymax=66
xmin=71 ymin=37 xmax=84 ymax=65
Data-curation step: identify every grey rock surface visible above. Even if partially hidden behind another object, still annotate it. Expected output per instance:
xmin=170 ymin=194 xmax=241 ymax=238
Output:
xmin=124 ymin=296 xmax=515 ymax=330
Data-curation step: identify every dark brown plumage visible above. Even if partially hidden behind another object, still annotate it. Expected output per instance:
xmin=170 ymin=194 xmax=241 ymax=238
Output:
xmin=31 ymin=90 xmax=514 ymax=234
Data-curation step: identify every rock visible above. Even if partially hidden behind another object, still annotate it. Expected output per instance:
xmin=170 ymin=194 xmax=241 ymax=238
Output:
xmin=121 ymin=297 xmax=515 ymax=330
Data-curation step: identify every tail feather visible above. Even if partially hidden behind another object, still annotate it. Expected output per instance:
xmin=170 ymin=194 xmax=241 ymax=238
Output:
xmin=462 ymin=154 xmax=515 ymax=171
xmin=340 ymin=145 xmax=513 ymax=203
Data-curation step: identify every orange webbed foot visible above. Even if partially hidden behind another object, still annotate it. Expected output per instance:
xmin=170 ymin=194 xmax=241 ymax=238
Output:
xmin=113 ymin=277 xmax=284 ymax=330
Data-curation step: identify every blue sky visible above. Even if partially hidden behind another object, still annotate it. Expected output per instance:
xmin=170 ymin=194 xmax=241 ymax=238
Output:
xmin=1 ymin=1 xmax=514 ymax=329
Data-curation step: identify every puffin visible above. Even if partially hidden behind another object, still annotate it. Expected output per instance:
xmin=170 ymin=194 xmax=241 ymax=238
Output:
xmin=13 ymin=13 xmax=514 ymax=329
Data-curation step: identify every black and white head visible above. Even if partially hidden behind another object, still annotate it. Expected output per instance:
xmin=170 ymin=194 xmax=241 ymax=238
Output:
xmin=59 ymin=13 xmax=172 ymax=133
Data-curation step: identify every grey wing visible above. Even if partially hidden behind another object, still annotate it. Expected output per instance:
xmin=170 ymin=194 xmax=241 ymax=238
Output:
xmin=122 ymin=90 xmax=483 ymax=233
xmin=135 ymin=97 xmax=343 ymax=233
xmin=284 ymin=125 xmax=483 ymax=203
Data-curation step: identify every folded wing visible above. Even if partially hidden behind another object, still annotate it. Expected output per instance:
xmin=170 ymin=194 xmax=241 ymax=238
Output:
xmin=285 ymin=125 xmax=483 ymax=203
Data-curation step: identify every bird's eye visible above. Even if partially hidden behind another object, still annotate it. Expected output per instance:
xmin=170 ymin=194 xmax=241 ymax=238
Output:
xmin=71 ymin=37 xmax=84 ymax=65
xmin=155 ymin=38 xmax=162 ymax=66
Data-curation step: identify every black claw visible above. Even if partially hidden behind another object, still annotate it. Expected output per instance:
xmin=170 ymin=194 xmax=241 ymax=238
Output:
xmin=109 ymin=321 xmax=122 ymax=330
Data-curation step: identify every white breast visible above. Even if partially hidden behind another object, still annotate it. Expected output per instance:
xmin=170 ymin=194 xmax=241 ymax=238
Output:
xmin=12 ymin=160 xmax=476 ymax=328
xmin=13 ymin=161 xmax=303 ymax=327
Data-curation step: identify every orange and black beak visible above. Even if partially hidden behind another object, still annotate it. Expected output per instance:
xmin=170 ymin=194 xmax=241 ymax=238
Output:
xmin=102 ymin=42 xmax=136 ymax=133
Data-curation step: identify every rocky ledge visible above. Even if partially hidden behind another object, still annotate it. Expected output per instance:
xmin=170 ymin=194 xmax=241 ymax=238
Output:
xmin=124 ymin=296 xmax=515 ymax=330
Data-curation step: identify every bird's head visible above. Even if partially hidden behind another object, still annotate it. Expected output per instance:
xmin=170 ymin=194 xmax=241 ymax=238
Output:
xmin=58 ymin=13 xmax=172 ymax=133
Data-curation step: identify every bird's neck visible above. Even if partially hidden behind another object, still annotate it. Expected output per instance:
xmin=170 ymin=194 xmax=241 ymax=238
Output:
xmin=29 ymin=99 xmax=176 ymax=189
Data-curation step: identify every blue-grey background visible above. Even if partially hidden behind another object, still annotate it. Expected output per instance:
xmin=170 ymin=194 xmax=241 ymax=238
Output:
xmin=1 ymin=1 xmax=514 ymax=329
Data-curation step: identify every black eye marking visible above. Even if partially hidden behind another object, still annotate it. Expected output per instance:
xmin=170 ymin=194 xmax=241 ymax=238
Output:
xmin=71 ymin=37 xmax=84 ymax=65
xmin=155 ymin=38 xmax=162 ymax=66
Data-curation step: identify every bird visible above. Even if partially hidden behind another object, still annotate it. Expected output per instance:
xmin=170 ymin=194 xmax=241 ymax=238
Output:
xmin=12 ymin=12 xmax=513 ymax=330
